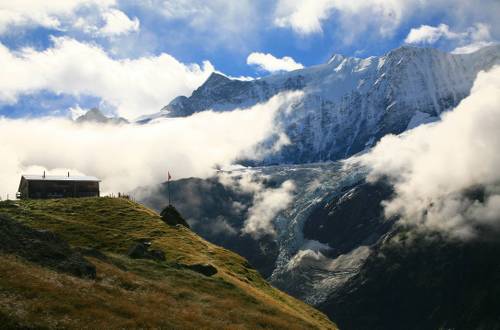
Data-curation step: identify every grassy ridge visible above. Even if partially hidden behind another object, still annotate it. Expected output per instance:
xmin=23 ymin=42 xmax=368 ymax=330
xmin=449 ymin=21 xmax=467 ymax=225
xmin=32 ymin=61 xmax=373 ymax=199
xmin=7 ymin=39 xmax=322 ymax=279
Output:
xmin=0 ymin=198 xmax=336 ymax=329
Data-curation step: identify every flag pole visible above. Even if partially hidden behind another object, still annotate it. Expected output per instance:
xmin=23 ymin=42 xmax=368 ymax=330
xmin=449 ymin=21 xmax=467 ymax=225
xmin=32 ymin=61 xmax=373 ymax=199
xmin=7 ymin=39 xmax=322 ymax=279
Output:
xmin=167 ymin=171 xmax=172 ymax=206
xmin=168 ymin=181 xmax=171 ymax=206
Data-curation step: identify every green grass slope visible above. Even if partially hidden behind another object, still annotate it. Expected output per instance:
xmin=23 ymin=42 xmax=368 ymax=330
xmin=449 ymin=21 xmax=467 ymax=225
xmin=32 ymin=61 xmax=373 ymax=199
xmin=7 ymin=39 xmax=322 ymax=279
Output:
xmin=0 ymin=197 xmax=336 ymax=329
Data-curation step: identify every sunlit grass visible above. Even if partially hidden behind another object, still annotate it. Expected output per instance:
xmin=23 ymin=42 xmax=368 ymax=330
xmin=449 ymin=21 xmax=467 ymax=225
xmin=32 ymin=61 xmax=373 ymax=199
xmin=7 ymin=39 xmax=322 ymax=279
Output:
xmin=0 ymin=198 xmax=336 ymax=329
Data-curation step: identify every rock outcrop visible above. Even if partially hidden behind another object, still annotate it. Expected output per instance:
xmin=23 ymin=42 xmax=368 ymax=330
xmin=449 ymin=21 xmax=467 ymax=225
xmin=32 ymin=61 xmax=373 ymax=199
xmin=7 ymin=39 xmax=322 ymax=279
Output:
xmin=127 ymin=242 xmax=166 ymax=261
xmin=160 ymin=205 xmax=190 ymax=228
xmin=183 ymin=263 xmax=218 ymax=277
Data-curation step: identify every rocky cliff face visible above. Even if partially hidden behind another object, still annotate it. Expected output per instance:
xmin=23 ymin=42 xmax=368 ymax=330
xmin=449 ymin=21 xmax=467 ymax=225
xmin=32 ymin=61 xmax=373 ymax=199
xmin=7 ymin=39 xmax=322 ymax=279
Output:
xmin=321 ymin=229 xmax=500 ymax=330
xmin=141 ymin=45 xmax=500 ymax=164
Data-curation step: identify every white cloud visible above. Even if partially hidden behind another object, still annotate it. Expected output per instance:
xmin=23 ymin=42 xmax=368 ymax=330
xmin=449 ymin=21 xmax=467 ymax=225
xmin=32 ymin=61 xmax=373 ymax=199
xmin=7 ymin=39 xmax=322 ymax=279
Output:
xmin=218 ymin=172 xmax=296 ymax=239
xmin=273 ymin=0 xmax=500 ymax=49
xmin=142 ymin=0 xmax=257 ymax=50
xmin=405 ymin=23 xmax=494 ymax=53
xmin=404 ymin=23 xmax=463 ymax=44
xmin=0 ymin=1 xmax=111 ymax=33
xmin=243 ymin=179 xmax=295 ymax=238
xmin=469 ymin=23 xmax=493 ymax=42
xmin=273 ymin=0 xmax=405 ymax=37
xmin=361 ymin=65 xmax=500 ymax=239
xmin=0 ymin=37 xmax=214 ymax=119
xmin=274 ymin=0 xmax=334 ymax=35
xmin=247 ymin=52 xmax=304 ymax=73
xmin=451 ymin=23 xmax=495 ymax=54
xmin=0 ymin=91 xmax=303 ymax=200
xmin=156 ymin=0 xmax=253 ymax=30
xmin=99 ymin=8 xmax=139 ymax=36
xmin=452 ymin=41 xmax=496 ymax=55
xmin=0 ymin=1 xmax=139 ymax=37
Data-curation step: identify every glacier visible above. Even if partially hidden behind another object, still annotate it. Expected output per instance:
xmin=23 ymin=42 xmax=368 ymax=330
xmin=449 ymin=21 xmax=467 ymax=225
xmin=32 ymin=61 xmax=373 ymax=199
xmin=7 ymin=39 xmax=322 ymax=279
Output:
xmin=137 ymin=159 xmax=389 ymax=305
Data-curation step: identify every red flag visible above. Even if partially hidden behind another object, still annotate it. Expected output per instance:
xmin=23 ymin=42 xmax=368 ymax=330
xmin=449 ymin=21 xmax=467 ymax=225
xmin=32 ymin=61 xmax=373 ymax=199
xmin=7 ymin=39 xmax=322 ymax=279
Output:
xmin=168 ymin=171 xmax=172 ymax=181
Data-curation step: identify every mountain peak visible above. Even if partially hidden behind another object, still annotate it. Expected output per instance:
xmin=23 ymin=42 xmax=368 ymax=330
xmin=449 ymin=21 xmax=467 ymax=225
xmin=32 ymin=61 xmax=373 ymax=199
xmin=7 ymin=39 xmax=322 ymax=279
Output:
xmin=76 ymin=108 xmax=128 ymax=125
xmin=202 ymin=72 xmax=232 ymax=87
xmin=327 ymin=54 xmax=346 ymax=65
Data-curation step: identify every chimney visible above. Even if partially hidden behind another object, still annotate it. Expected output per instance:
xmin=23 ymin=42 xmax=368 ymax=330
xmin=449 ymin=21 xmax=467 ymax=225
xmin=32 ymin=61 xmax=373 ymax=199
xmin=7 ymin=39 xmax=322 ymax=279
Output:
xmin=43 ymin=171 xmax=46 ymax=179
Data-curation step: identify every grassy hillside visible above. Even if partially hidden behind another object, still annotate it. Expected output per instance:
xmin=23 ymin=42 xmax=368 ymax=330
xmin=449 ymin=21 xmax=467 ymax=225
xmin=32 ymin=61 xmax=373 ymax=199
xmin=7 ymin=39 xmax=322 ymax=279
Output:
xmin=0 ymin=197 xmax=336 ymax=329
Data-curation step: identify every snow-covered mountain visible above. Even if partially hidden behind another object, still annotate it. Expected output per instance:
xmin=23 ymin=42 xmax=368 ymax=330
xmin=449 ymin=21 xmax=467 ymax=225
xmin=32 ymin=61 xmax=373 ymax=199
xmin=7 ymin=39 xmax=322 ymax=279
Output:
xmin=139 ymin=45 xmax=500 ymax=164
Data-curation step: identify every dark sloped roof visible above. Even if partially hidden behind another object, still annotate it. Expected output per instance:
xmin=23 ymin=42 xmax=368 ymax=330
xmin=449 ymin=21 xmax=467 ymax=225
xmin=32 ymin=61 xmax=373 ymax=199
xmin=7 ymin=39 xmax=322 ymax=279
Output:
xmin=21 ymin=175 xmax=101 ymax=182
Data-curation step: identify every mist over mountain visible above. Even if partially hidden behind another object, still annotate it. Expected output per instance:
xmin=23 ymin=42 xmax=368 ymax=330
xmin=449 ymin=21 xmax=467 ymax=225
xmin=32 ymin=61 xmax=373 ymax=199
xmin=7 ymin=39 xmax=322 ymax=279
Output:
xmin=140 ymin=45 xmax=500 ymax=164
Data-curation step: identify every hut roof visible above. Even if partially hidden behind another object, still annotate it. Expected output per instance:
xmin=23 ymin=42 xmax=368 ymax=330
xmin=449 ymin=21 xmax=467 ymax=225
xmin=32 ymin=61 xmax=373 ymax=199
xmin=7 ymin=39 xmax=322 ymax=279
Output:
xmin=21 ymin=175 xmax=101 ymax=182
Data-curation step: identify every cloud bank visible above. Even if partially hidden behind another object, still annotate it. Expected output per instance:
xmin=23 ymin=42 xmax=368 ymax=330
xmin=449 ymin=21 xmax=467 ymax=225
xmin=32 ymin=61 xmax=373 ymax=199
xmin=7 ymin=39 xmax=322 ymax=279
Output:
xmin=247 ymin=52 xmax=304 ymax=73
xmin=361 ymin=65 xmax=500 ymax=239
xmin=0 ymin=37 xmax=214 ymax=119
xmin=0 ymin=92 xmax=302 ymax=200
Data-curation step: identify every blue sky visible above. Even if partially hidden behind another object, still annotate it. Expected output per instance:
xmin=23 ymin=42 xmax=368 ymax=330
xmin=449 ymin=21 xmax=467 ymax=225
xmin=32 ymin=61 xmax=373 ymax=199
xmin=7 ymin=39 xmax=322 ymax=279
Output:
xmin=0 ymin=0 xmax=498 ymax=119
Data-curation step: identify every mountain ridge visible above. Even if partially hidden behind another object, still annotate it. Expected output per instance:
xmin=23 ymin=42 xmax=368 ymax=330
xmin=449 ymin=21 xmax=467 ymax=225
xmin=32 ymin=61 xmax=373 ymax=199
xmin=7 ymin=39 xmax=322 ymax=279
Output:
xmin=139 ymin=45 xmax=500 ymax=164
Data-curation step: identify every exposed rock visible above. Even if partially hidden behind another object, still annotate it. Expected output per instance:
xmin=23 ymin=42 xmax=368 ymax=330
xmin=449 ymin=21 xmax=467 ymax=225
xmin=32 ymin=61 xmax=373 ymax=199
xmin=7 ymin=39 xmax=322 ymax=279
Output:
xmin=0 ymin=214 xmax=96 ymax=278
xmin=149 ymin=249 xmax=166 ymax=261
xmin=127 ymin=242 xmax=149 ymax=259
xmin=160 ymin=205 xmax=190 ymax=228
xmin=184 ymin=263 xmax=218 ymax=277
xmin=127 ymin=242 xmax=166 ymax=261
xmin=76 ymin=108 xmax=128 ymax=125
